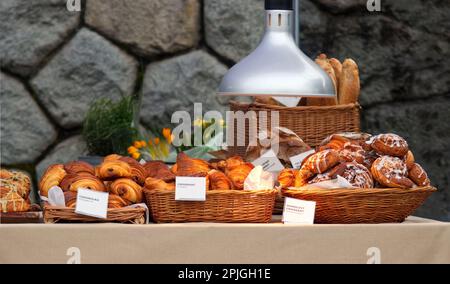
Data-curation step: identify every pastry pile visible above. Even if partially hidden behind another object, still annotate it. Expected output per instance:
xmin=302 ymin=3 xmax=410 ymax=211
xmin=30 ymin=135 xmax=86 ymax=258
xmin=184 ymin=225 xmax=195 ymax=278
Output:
xmin=39 ymin=155 xmax=147 ymax=209
xmin=0 ymin=169 xmax=32 ymax=213
xmin=278 ymin=132 xmax=431 ymax=189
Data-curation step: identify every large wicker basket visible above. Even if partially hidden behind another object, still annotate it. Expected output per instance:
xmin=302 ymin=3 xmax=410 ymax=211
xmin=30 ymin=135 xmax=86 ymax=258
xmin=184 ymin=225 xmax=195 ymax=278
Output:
xmin=228 ymin=101 xmax=360 ymax=157
xmin=43 ymin=205 xmax=146 ymax=224
xmin=144 ymin=188 xmax=277 ymax=223
xmin=281 ymin=186 xmax=436 ymax=224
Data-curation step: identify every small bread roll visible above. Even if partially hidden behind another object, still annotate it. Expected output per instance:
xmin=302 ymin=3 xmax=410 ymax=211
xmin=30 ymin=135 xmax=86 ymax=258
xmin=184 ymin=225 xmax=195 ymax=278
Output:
xmin=338 ymin=59 xmax=360 ymax=104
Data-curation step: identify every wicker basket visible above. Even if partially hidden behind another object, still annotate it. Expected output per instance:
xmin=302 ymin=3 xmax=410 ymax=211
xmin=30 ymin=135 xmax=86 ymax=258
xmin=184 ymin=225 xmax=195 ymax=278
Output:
xmin=281 ymin=186 xmax=436 ymax=224
xmin=144 ymin=188 xmax=277 ymax=223
xmin=43 ymin=205 xmax=146 ymax=224
xmin=228 ymin=101 xmax=361 ymax=157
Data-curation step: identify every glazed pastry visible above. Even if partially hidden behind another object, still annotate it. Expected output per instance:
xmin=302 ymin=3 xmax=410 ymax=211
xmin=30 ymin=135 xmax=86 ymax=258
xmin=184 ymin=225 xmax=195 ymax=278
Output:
xmin=39 ymin=164 xmax=67 ymax=197
xmin=1 ymin=170 xmax=31 ymax=199
xmin=404 ymin=151 xmax=415 ymax=170
xmin=338 ymin=58 xmax=360 ymax=104
xmin=301 ymin=149 xmax=340 ymax=174
xmin=408 ymin=163 xmax=430 ymax=187
xmin=339 ymin=142 xmax=366 ymax=165
xmin=371 ymin=156 xmax=414 ymax=188
xmin=176 ymin=152 xmax=210 ymax=176
xmin=370 ymin=133 xmax=409 ymax=157
xmin=144 ymin=160 xmax=175 ymax=182
xmin=109 ymin=178 xmax=143 ymax=204
xmin=97 ymin=160 xmax=132 ymax=180
xmin=334 ymin=162 xmax=374 ymax=188
xmin=277 ymin=168 xmax=297 ymax=188
xmin=108 ymin=194 xmax=131 ymax=209
xmin=68 ymin=175 xmax=107 ymax=192
xmin=226 ymin=163 xmax=254 ymax=190
xmin=0 ymin=169 xmax=13 ymax=179
xmin=64 ymin=191 xmax=78 ymax=208
xmin=119 ymin=157 xmax=147 ymax=185
xmin=0 ymin=191 xmax=30 ymax=213
xmin=0 ymin=179 xmax=17 ymax=198
xmin=64 ymin=161 xmax=95 ymax=176
xmin=294 ymin=168 xmax=315 ymax=187
xmin=103 ymin=154 xmax=122 ymax=162
xmin=208 ymin=170 xmax=233 ymax=190
xmin=362 ymin=150 xmax=379 ymax=170
xmin=144 ymin=177 xmax=175 ymax=191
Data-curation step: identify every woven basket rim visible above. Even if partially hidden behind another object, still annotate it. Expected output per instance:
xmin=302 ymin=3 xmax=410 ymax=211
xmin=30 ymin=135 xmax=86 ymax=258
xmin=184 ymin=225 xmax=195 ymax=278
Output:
xmin=144 ymin=188 xmax=277 ymax=196
xmin=44 ymin=204 xmax=146 ymax=213
xmin=229 ymin=100 xmax=361 ymax=111
xmin=282 ymin=186 xmax=436 ymax=196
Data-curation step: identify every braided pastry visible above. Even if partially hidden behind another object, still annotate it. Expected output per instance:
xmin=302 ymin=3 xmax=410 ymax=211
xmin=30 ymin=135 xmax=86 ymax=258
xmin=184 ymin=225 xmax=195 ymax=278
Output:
xmin=0 ymin=191 xmax=30 ymax=213
xmin=226 ymin=162 xmax=254 ymax=190
xmin=97 ymin=160 xmax=132 ymax=180
xmin=39 ymin=164 xmax=67 ymax=197
xmin=370 ymin=133 xmax=409 ymax=157
xmin=371 ymin=156 xmax=414 ymax=188
xmin=119 ymin=157 xmax=147 ymax=185
xmin=64 ymin=161 xmax=95 ymax=176
xmin=108 ymin=194 xmax=131 ymax=208
xmin=144 ymin=177 xmax=175 ymax=191
xmin=0 ymin=179 xmax=18 ymax=198
xmin=68 ymin=175 xmax=107 ymax=193
xmin=144 ymin=160 xmax=175 ymax=182
xmin=277 ymin=168 xmax=297 ymax=188
xmin=208 ymin=170 xmax=233 ymax=190
xmin=109 ymin=178 xmax=143 ymax=204
xmin=408 ymin=163 xmax=430 ymax=187
xmin=301 ymin=149 xmax=340 ymax=174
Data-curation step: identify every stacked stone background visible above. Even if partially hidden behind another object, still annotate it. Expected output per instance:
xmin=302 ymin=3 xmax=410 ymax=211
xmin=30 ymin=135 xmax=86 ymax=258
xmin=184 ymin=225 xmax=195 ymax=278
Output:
xmin=0 ymin=0 xmax=449 ymax=220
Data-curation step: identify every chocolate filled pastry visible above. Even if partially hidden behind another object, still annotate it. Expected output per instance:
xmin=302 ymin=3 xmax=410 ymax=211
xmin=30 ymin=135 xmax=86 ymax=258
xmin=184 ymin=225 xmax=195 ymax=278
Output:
xmin=208 ymin=170 xmax=233 ymax=190
xmin=144 ymin=160 xmax=175 ymax=182
xmin=339 ymin=142 xmax=366 ymax=165
xmin=226 ymin=162 xmax=254 ymax=190
xmin=333 ymin=162 xmax=374 ymax=188
xmin=60 ymin=173 xmax=92 ymax=192
xmin=370 ymin=133 xmax=409 ymax=157
xmin=301 ymin=149 xmax=340 ymax=174
xmin=103 ymin=154 xmax=123 ymax=162
xmin=176 ymin=152 xmax=210 ymax=176
xmin=277 ymin=168 xmax=297 ymax=188
xmin=0 ymin=191 xmax=30 ymax=213
xmin=119 ymin=157 xmax=147 ymax=185
xmin=109 ymin=178 xmax=143 ymax=204
xmin=371 ymin=156 xmax=414 ymax=188
xmin=97 ymin=160 xmax=132 ymax=180
xmin=64 ymin=191 xmax=78 ymax=208
xmin=68 ymin=175 xmax=107 ymax=193
xmin=39 ymin=164 xmax=67 ymax=197
xmin=144 ymin=177 xmax=175 ymax=191
xmin=408 ymin=163 xmax=430 ymax=187
xmin=108 ymin=194 xmax=131 ymax=208
xmin=64 ymin=161 xmax=95 ymax=176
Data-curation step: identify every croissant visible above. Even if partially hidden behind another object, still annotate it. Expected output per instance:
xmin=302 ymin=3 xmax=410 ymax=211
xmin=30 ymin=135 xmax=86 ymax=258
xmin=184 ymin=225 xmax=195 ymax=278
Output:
xmin=39 ymin=164 xmax=67 ymax=197
xmin=371 ymin=133 xmax=409 ymax=157
xmin=144 ymin=160 xmax=175 ymax=182
xmin=0 ymin=191 xmax=30 ymax=213
xmin=68 ymin=175 xmax=107 ymax=193
xmin=97 ymin=160 xmax=132 ymax=180
xmin=176 ymin=152 xmax=210 ymax=176
xmin=103 ymin=154 xmax=122 ymax=162
xmin=226 ymin=162 xmax=254 ymax=190
xmin=109 ymin=178 xmax=143 ymax=204
xmin=144 ymin=177 xmax=175 ymax=191
xmin=277 ymin=168 xmax=297 ymax=188
xmin=294 ymin=168 xmax=315 ymax=187
xmin=408 ymin=163 xmax=430 ymax=187
xmin=119 ymin=157 xmax=147 ymax=185
xmin=64 ymin=191 xmax=78 ymax=208
xmin=108 ymin=194 xmax=131 ymax=208
xmin=221 ymin=156 xmax=245 ymax=173
xmin=64 ymin=161 xmax=95 ymax=176
xmin=208 ymin=170 xmax=233 ymax=190
xmin=301 ymin=149 xmax=340 ymax=174
xmin=371 ymin=156 xmax=414 ymax=188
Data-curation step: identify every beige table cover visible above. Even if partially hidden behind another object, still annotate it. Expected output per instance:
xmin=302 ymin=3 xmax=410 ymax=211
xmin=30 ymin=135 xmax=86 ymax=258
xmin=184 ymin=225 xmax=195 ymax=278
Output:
xmin=1 ymin=216 xmax=449 ymax=264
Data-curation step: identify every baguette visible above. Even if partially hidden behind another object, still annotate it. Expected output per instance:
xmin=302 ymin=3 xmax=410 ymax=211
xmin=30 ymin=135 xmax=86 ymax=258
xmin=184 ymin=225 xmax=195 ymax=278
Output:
xmin=307 ymin=54 xmax=338 ymax=106
xmin=338 ymin=59 xmax=360 ymax=104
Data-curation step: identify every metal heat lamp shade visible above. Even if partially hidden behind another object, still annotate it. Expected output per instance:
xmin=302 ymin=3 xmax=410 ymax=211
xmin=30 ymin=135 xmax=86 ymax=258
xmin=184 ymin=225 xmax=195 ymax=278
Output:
xmin=218 ymin=0 xmax=335 ymax=99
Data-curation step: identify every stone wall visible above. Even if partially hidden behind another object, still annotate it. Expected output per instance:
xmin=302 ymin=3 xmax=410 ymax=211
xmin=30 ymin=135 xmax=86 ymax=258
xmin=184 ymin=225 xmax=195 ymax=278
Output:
xmin=1 ymin=0 xmax=449 ymax=220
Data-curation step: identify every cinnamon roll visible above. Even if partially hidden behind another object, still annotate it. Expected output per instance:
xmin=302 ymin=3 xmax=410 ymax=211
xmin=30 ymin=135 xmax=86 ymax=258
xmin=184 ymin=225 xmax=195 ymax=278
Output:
xmin=371 ymin=133 xmax=409 ymax=157
xmin=371 ymin=156 xmax=414 ymax=188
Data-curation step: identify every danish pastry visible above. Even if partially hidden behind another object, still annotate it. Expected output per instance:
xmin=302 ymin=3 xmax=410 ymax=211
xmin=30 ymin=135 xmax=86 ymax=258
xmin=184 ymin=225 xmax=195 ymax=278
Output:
xmin=339 ymin=142 xmax=366 ymax=165
xmin=404 ymin=151 xmax=415 ymax=170
xmin=144 ymin=177 xmax=175 ymax=191
xmin=39 ymin=164 xmax=67 ymax=197
xmin=371 ymin=133 xmax=409 ymax=157
xmin=371 ymin=156 xmax=414 ymax=188
xmin=108 ymin=194 xmax=131 ymax=208
xmin=208 ymin=170 xmax=233 ymax=190
xmin=68 ymin=175 xmax=107 ymax=193
xmin=334 ymin=162 xmax=374 ymax=188
xmin=226 ymin=162 xmax=254 ymax=190
xmin=277 ymin=168 xmax=297 ymax=188
xmin=408 ymin=163 xmax=430 ymax=187
xmin=144 ymin=160 xmax=175 ymax=182
xmin=64 ymin=161 xmax=95 ymax=176
xmin=301 ymin=149 xmax=340 ymax=174
xmin=97 ymin=160 xmax=132 ymax=180
xmin=119 ymin=157 xmax=147 ymax=185
xmin=109 ymin=178 xmax=143 ymax=204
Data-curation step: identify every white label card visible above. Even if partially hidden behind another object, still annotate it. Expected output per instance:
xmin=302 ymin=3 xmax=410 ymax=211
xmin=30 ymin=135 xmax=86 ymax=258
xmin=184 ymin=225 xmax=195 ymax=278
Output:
xmin=252 ymin=149 xmax=285 ymax=173
xmin=282 ymin=197 xmax=316 ymax=224
xmin=75 ymin=188 xmax=109 ymax=219
xmin=289 ymin=149 xmax=315 ymax=169
xmin=175 ymin=176 xmax=206 ymax=201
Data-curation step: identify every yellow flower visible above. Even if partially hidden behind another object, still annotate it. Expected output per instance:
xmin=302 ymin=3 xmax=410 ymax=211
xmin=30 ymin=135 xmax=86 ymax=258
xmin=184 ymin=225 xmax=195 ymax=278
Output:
xmin=140 ymin=140 xmax=147 ymax=147
xmin=133 ymin=141 xmax=142 ymax=148
xmin=162 ymin=128 xmax=173 ymax=143
xmin=132 ymin=152 xmax=141 ymax=160
xmin=127 ymin=146 xmax=138 ymax=154
xmin=154 ymin=137 xmax=160 ymax=145
xmin=148 ymin=139 xmax=153 ymax=146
